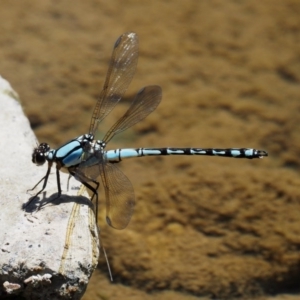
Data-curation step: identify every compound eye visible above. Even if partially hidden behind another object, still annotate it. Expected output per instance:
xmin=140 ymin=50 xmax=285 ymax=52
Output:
xmin=32 ymin=143 xmax=50 ymax=166
xmin=32 ymin=151 xmax=46 ymax=165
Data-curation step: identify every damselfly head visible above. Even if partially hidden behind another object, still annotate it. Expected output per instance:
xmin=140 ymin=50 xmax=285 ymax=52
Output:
xmin=32 ymin=143 xmax=50 ymax=166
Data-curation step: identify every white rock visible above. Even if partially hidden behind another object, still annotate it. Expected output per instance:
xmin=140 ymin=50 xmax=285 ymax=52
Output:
xmin=0 ymin=76 xmax=100 ymax=300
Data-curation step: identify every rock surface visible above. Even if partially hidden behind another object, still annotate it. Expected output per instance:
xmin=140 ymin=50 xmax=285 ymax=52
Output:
xmin=0 ymin=76 xmax=99 ymax=299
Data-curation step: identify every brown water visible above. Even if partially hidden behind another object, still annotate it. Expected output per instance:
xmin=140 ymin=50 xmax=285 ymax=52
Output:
xmin=1 ymin=1 xmax=300 ymax=299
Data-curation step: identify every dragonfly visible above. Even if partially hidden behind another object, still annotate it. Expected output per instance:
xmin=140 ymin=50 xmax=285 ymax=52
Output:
xmin=27 ymin=32 xmax=268 ymax=230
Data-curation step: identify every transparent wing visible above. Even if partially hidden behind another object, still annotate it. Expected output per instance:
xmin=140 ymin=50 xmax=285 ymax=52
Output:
xmin=103 ymin=85 xmax=162 ymax=143
xmin=89 ymin=32 xmax=139 ymax=135
xmin=100 ymin=162 xmax=135 ymax=230
xmin=75 ymin=153 xmax=135 ymax=230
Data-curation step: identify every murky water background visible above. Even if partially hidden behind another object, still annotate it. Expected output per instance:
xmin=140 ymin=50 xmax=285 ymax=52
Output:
xmin=1 ymin=1 xmax=300 ymax=299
